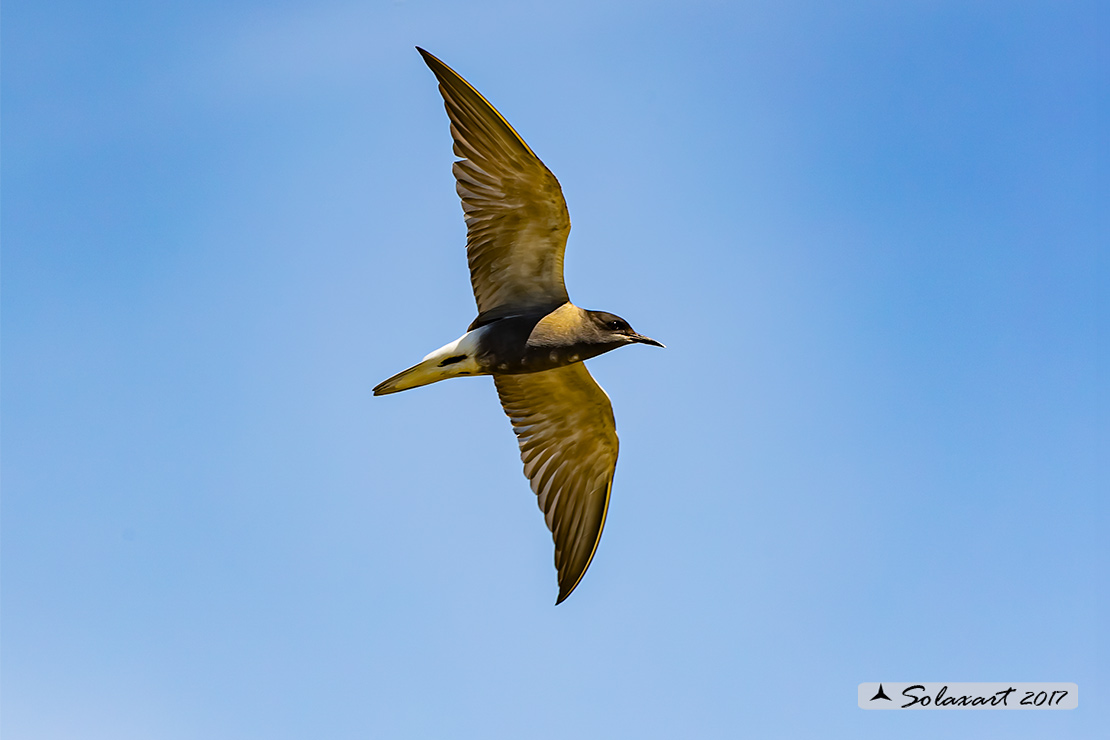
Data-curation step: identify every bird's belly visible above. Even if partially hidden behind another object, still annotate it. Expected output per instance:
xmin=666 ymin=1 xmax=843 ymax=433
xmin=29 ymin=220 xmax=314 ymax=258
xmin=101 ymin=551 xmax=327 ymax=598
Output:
xmin=480 ymin=344 xmax=597 ymax=375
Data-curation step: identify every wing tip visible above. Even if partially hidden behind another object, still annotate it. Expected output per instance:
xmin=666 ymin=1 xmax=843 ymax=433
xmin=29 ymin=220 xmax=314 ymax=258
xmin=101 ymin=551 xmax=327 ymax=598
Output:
xmin=553 ymin=556 xmax=593 ymax=605
xmin=415 ymin=46 xmax=451 ymax=78
xmin=554 ymin=583 xmax=575 ymax=605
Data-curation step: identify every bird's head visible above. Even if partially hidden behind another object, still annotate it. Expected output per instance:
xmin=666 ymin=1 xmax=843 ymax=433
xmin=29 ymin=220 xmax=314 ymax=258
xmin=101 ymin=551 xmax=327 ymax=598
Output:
xmin=587 ymin=311 xmax=664 ymax=348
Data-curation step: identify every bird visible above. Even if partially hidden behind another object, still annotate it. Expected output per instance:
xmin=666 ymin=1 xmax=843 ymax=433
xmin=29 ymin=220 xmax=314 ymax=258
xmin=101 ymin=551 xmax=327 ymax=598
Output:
xmin=374 ymin=48 xmax=662 ymax=604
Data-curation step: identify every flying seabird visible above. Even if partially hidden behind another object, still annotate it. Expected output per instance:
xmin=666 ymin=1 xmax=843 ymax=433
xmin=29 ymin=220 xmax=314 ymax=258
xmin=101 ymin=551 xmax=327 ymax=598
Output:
xmin=374 ymin=48 xmax=662 ymax=604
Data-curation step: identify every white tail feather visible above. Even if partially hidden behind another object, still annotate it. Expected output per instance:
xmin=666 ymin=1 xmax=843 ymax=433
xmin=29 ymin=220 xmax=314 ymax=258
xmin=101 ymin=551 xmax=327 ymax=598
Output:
xmin=373 ymin=328 xmax=486 ymax=395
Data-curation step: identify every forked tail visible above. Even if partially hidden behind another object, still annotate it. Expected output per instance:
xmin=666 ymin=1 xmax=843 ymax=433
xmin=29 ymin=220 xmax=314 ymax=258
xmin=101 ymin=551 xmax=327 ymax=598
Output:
xmin=373 ymin=358 xmax=446 ymax=395
xmin=373 ymin=328 xmax=486 ymax=395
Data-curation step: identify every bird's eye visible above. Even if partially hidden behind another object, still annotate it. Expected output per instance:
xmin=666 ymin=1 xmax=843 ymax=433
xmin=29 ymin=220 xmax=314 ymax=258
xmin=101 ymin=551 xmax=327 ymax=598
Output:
xmin=607 ymin=320 xmax=626 ymax=331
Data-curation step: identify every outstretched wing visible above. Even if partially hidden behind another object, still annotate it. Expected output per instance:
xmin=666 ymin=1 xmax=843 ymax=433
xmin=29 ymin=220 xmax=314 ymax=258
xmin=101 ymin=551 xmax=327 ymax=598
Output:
xmin=418 ymin=48 xmax=571 ymax=321
xmin=493 ymin=363 xmax=619 ymax=603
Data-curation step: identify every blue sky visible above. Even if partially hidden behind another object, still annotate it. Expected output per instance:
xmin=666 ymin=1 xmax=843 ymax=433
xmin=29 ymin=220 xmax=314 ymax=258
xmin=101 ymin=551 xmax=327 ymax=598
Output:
xmin=3 ymin=1 xmax=1106 ymax=738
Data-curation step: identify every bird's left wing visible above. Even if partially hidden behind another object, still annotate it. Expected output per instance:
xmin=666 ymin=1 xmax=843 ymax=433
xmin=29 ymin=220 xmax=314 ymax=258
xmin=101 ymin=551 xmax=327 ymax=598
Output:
xmin=493 ymin=363 xmax=619 ymax=603
xmin=417 ymin=48 xmax=571 ymax=322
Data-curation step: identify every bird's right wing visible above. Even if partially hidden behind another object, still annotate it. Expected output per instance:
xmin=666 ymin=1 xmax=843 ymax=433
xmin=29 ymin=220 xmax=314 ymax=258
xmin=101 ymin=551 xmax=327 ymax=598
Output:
xmin=493 ymin=363 xmax=619 ymax=603
xmin=418 ymin=48 xmax=571 ymax=321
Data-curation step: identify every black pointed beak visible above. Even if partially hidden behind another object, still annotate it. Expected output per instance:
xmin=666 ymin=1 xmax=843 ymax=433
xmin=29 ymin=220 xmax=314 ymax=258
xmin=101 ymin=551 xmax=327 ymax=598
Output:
xmin=631 ymin=333 xmax=665 ymax=348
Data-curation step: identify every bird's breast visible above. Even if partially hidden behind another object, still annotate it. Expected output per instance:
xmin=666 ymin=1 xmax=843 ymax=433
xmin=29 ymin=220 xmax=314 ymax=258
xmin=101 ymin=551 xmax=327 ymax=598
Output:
xmin=473 ymin=312 xmax=608 ymax=375
xmin=473 ymin=305 xmax=626 ymax=375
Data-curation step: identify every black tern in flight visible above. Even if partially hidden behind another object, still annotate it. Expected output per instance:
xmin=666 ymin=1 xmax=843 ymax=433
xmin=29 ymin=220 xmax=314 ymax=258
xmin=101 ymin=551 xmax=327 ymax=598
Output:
xmin=375 ymin=48 xmax=662 ymax=603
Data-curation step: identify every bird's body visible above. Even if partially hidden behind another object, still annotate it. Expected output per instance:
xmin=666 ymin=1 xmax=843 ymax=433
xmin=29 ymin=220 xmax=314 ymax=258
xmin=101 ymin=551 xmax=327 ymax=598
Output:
xmin=374 ymin=304 xmax=653 ymax=393
xmin=375 ymin=48 xmax=661 ymax=603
